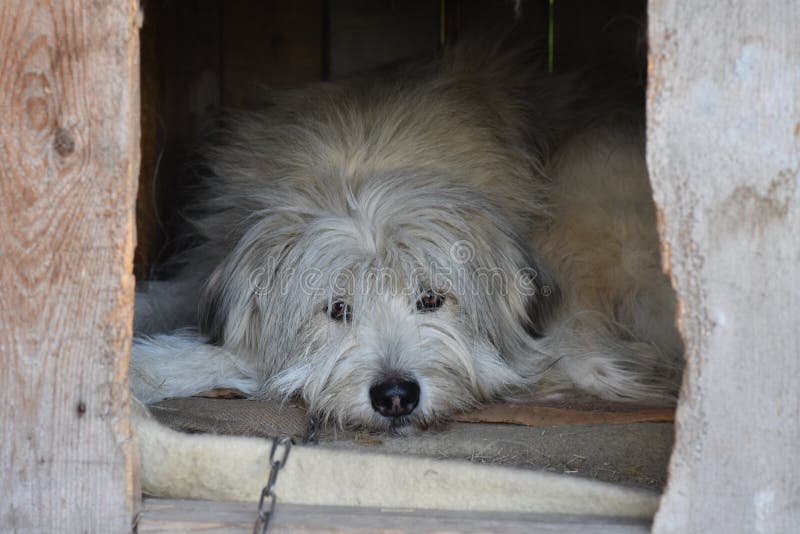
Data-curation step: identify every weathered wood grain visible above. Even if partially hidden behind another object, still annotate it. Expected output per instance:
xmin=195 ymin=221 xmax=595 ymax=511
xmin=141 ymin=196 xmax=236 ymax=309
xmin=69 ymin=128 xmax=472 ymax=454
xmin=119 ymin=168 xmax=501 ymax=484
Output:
xmin=553 ymin=0 xmax=646 ymax=76
xmin=137 ymin=499 xmax=652 ymax=534
xmin=328 ymin=0 xmax=439 ymax=80
xmin=158 ymin=0 xmax=221 ymax=145
xmin=136 ymin=0 xmax=223 ymax=275
xmin=221 ymin=0 xmax=323 ymax=106
xmin=647 ymin=1 xmax=800 ymax=531
xmin=0 ymin=0 xmax=140 ymax=531
xmin=444 ymin=0 xmax=548 ymax=47
xmin=136 ymin=0 xmax=163 ymax=279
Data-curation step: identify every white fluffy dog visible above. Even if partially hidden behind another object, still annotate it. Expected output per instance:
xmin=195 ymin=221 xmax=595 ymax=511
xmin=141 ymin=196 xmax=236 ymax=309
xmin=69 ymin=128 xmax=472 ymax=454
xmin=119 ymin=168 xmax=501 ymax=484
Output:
xmin=131 ymin=43 xmax=683 ymax=432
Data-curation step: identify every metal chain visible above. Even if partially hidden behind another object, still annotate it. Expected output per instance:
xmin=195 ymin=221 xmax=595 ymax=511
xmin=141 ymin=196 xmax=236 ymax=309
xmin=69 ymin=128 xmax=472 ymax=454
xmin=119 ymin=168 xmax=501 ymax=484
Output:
xmin=302 ymin=416 xmax=320 ymax=444
xmin=253 ymin=435 xmax=292 ymax=534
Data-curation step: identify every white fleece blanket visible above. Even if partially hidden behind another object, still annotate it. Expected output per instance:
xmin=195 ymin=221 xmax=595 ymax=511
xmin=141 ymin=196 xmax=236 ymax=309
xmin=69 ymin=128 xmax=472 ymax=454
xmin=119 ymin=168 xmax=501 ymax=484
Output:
xmin=133 ymin=404 xmax=660 ymax=518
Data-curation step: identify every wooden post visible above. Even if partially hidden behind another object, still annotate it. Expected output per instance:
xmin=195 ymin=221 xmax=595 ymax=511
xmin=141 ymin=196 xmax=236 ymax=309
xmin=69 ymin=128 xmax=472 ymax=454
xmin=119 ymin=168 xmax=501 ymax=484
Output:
xmin=647 ymin=1 xmax=800 ymax=531
xmin=0 ymin=1 xmax=141 ymax=531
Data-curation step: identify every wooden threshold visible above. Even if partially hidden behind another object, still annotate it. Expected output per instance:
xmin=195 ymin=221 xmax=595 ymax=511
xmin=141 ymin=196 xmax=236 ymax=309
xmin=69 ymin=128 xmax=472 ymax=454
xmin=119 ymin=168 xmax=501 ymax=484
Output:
xmin=136 ymin=498 xmax=651 ymax=533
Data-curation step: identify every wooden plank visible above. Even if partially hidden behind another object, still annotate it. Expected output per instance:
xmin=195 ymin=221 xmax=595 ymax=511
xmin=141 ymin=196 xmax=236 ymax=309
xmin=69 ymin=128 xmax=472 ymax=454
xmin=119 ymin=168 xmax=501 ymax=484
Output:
xmin=452 ymin=404 xmax=674 ymax=426
xmin=137 ymin=498 xmax=651 ymax=533
xmin=158 ymin=0 xmax=221 ymax=144
xmin=647 ymin=1 xmax=800 ymax=532
xmin=0 ymin=0 xmax=140 ymax=531
xmin=552 ymin=0 xmax=646 ymax=75
xmin=136 ymin=0 xmax=163 ymax=279
xmin=328 ymin=0 xmax=439 ymax=80
xmin=136 ymin=0 xmax=222 ymax=267
xmin=444 ymin=0 xmax=549 ymax=49
xmin=221 ymin=0 xmax=323 ymax=106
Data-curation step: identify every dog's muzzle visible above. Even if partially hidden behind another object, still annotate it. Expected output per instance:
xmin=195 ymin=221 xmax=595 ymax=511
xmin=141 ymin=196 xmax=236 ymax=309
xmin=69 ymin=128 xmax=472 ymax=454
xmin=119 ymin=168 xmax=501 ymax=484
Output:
xmin=369 ymin=379 xmax=420 ymax=418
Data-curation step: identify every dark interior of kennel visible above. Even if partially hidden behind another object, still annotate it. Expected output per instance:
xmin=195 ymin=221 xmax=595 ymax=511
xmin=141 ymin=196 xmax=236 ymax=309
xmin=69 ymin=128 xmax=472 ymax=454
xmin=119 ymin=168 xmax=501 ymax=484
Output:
xmin=135 ymin=0 xmax=673 ymax=490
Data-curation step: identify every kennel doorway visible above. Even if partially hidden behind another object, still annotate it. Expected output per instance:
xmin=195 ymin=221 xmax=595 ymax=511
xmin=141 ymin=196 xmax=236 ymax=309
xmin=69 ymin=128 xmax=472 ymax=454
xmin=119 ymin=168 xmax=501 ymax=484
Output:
xmin=1 ymin=1 xmax=798 ymax=532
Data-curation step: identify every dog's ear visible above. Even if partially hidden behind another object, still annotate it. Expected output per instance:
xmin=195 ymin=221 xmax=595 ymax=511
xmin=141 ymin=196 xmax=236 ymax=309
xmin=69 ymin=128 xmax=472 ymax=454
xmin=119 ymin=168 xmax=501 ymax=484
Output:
xmin=521 ymin=257 xmax=561 ymax=338
xmin=198 ymin=264 xmax=229 ymax=345
xmin=198 ymin=241 xmax=268 ymax=347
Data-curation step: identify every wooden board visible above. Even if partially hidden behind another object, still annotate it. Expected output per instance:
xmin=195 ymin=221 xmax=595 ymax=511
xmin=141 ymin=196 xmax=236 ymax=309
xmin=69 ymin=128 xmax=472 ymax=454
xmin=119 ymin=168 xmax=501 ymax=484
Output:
xmin=136 ymin=0 xmax=164 ymax=279
xmin=221 ymin=0 xmax=323 ymax=106
xmin=148 ymin=0 xmax=222 ymax=267
xmin=0 ymin=0 xmax=140 ymax=531
xmin=444 ymin=0 xmax=549 ymax=50
xmin=452 ymin=403 xmax=674 ymax=426
xmin=157 ymin=0 xmax=222 ymax=146
xmin=328 ymin=0 xmax=439 ymax=80
xmin=137 ymin=498 xmax=651 ymax=533
xmin=647 ymin=1 xmax=800 ymax=531
xmin=553 ymin=0 xmax=646 ymax=76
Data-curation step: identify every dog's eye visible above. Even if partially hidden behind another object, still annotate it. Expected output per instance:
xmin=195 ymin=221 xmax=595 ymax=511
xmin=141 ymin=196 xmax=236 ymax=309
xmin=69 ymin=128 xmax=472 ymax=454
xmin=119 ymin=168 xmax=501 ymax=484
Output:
xmin=416 ymin=290 xmax=444 ymax=312
xmin=325 ymin=300 xmax=352 ymax=322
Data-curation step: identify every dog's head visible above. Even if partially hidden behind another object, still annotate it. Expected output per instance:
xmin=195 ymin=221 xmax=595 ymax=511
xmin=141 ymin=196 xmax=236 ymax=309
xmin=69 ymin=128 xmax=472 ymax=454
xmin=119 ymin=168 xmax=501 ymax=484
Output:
xmin=199 ymin=173 xmax=559 ymax=431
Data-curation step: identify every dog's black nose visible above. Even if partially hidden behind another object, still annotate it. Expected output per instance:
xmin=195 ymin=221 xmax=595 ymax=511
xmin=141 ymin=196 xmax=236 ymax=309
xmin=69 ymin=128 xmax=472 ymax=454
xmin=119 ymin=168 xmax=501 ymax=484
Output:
xmin=369 ymin=379 xmax=420 ymax=417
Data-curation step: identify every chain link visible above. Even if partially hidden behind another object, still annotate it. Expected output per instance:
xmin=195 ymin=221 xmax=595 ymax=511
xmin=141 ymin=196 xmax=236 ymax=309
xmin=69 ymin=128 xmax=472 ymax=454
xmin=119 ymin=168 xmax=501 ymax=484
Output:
xmin=253 ymin=435 xmax=292 ymax=534
xmin=302 ymin=416 xmax=320 ymax=444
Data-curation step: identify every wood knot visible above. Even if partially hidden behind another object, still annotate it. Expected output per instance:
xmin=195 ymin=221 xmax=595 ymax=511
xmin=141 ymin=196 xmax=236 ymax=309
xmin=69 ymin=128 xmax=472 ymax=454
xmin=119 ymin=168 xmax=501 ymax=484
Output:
xmin=54 ymin=127 xmax=75 ymax=156
xmin=26 ymin=97 xmax=50 ymax=130
xmin=77 ymin=400 xmax=87 ymax=417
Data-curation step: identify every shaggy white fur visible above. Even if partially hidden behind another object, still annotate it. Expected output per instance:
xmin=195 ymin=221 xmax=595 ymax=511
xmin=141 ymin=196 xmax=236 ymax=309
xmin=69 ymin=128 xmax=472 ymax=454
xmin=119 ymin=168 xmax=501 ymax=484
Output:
xmin=130 ymin=42 xmax=683 ymax=432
